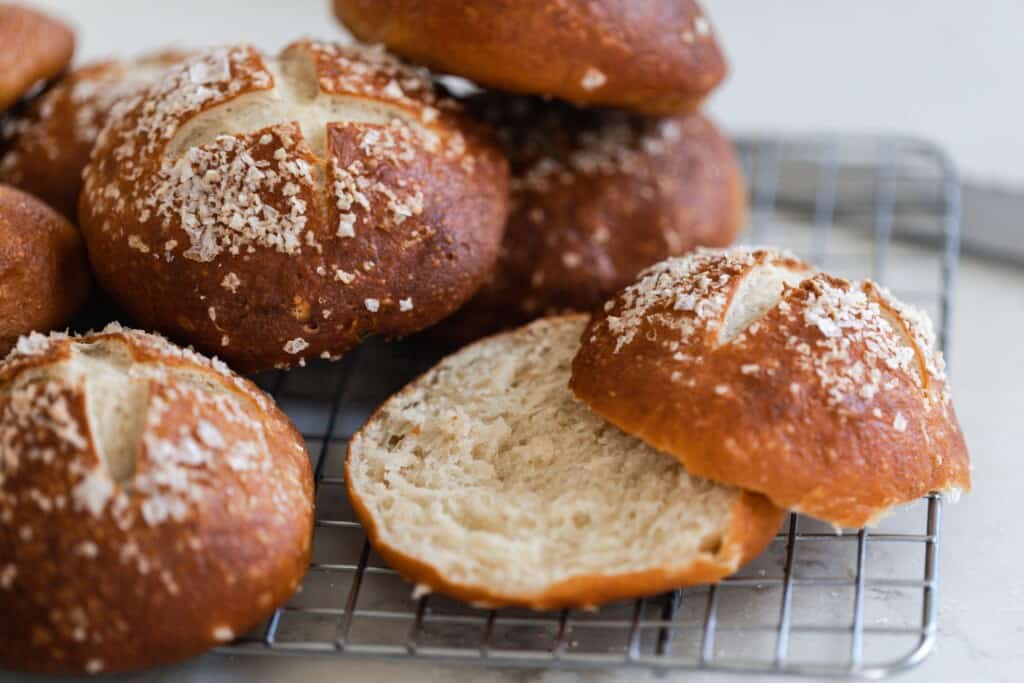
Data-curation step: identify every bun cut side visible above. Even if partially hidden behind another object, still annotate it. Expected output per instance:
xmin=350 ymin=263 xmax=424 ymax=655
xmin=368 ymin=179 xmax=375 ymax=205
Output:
xmin=571 ymin=248 xmax=971 ymax=528
xmin=347 ymin=315 xmax=784 ymax=610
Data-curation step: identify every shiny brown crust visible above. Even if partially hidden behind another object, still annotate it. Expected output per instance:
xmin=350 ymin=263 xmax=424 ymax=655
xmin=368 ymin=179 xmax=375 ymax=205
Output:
xmin=0 ymin=4 xmax=74 ymax=110
xmin=346 ymin=314 xmax=785 ymax=610
xmin=0 ymin=325 xmax=314 ymax=675
xmin=1 ymin=52 xmax=190 ymax=219
xmin=435 ymin=96 xmax=746 ymax=343
xmin=0 ymin=184 xmax=90 ymax=354
xmin=333 ymin=0 xmax=726 ymax=115
xmin=79 ymin=41 xmax=508 ymax=373
xmin=571 ymin=249 xmax=972 ymax=529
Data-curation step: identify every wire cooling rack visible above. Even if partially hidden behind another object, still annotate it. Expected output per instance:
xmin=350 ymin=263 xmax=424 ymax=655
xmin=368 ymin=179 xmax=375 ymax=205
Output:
xmin=221 ymin=134 xmax=962 ymax=678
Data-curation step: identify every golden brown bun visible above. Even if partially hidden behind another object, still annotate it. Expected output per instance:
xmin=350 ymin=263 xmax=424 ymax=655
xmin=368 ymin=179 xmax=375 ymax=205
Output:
xmin=0 ymin=325 xmax=314 ymax=675
xmin=434 ymin=95 xmax=745 ymax=343
xmin=0 ymin=184 xmax=90 ymax=353
xmin=571 ymin=248 xmax=972 ymax=529
xmin=332 ymin=0 xmax=726 ymax=115
xmin=1 ymin=52 xmax=191 ymax=219
xmin=79 ymin=42 xmax=508 ymax=373
xmin=0 ymin=4 xmax=74 ymax=110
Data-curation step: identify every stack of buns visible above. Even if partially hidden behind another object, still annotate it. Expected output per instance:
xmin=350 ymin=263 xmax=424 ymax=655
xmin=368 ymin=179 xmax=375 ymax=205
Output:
xmin=334 ymin=0 xmax=746 ymax=342
xmin=1 ymin=50 xmax=193 ymax=219
xmin=0 ymin=0 xmax=972 ymax=677
xmin=0 ymin=5 xmax=89 ymax=354
xmin=0 ymin=0 xmax=742 ymax=367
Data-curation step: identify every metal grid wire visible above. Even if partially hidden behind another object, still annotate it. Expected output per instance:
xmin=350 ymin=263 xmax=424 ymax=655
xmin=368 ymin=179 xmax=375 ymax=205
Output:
xmin=219 ymin=134 xmax=961 ymax=678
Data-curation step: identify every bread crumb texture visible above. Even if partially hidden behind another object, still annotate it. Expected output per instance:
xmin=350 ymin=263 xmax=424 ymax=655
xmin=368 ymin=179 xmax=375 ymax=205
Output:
xmin=348 ymin=316 xmax=764 ymax=608
xmin=0 ymin=324 xmax=313 ymax=674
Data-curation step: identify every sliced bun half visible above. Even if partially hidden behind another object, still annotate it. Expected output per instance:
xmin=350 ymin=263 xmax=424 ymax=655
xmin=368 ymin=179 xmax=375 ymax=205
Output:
xmin=346 ymin=315 xmax=784 ymax=610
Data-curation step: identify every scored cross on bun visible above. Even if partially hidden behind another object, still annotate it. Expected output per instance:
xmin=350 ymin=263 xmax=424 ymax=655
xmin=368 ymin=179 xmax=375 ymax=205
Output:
xmin=0 ymin=324 xmax=314 ymax=675
xmin=79 ymin=41 xmax=509 ymax=373
xmin=571 ymin=247 xmax=971 ymax=528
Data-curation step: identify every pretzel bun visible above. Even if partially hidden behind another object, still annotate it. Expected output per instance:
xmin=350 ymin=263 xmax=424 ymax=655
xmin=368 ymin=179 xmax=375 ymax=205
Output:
xmin=0 ymin=325 xmax=314 ymax=675
xmin=1 ymin=52 xmax=190 ymax=219
xmin=436 ymin=96 xmax=745 ymax=342
xmin=79 ymin=41 xmax=508 ymax=373
xmin=0 ymin=4 xmax=74 ymax=111
xmin=0 ymin=184 xmax=90 ymax=354
xmin=570 ymin=248 xmax=971 ymax=528
xmin=332 ymin=0 xmax=726 ymax=115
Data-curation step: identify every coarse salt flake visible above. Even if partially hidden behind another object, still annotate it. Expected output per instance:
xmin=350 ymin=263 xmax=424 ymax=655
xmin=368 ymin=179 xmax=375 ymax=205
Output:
xmin=382 ymin=79 xmax=404 ymax=99
xmin=580 ymin=67 xmax=607 ymax=91
xmin=72 ymin=469 xmax=114 ymax=517
xmin=283 ymin=338 xmax=309 ymax=354
xmin=337 ymin=212 xmax=356 ymax=237
xmin=0 ymin=564 xmax=16 ymax=589
xmin=76 ymin=541 xmax=99 ymax=558
xmin=212 ymin=626 xmax=235 ymax=642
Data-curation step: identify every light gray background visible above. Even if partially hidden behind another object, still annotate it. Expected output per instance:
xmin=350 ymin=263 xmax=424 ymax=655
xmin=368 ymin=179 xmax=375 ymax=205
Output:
xmin=30 ymin=0 xmax=1024 ymax=190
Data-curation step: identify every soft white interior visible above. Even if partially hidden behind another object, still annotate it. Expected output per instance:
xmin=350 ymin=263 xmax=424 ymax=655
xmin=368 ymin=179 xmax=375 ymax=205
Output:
xmin=347 ymin=317 xmax=740 ymax=598
xmin=719 ymin=262 xmax=809 ymax=343
xmin=69 ymin=340 xmax=149 ymax=482
xmin=166 ymin=50 xmax=425 ymax=159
